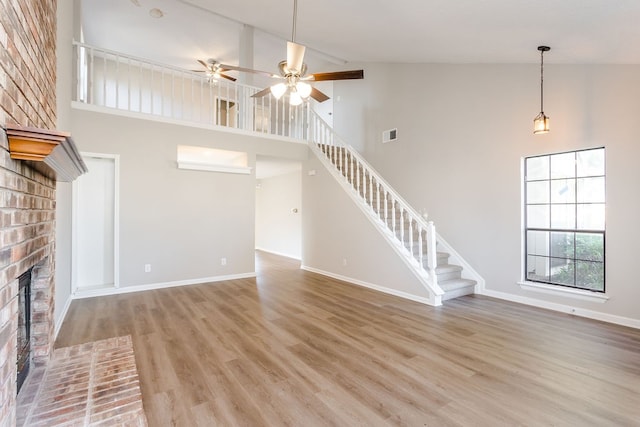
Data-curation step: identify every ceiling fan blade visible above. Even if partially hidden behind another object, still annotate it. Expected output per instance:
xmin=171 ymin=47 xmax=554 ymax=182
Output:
xmin=310 ymin=69 xmax=364 ymax=81
xmin=219 ymin=64 xmax=276 ymax=78
xmin=309 ymin=87 xmax=330 ymax=103
xmin=219 ymin=73 xmax=237 ymax=82
xmin=251 ymin=87 xmax=272 ymax=98
xmin=197 ymin=59 xmax=209 ymax=69
xmin=287 ymin=41 xmax=306 ymax=73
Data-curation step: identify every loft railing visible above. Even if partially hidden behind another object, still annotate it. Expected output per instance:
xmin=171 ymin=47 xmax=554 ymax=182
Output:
xmin=72 ymin=41 xmax=309 ymax=140
xmin=307 ymin=114 xmax=443 ymax=297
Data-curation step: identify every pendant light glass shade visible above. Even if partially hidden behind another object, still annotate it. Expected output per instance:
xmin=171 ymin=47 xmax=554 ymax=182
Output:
xmin=270 ymin=83 xmax=288 ymax=99
xmin=533 ymin=112 xmax=550 ymax=134
xmin=534 ymin=46 xmax=551 ymax=134
xmin=289 ymin=91 xmax=303 ymax=106
xmin=296 ymin=81 xmax=312 ymax=98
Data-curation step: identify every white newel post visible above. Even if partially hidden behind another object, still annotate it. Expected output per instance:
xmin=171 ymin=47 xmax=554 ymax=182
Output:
xmin=426 ymin=221 xmax=438 ymax=285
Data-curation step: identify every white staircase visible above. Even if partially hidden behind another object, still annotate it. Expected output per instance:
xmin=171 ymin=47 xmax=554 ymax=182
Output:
xmin=308 ymin=120 xmax=482 ymax=305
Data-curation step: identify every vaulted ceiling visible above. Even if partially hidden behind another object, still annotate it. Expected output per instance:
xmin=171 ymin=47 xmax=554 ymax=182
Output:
xmin=82 ymin=0 xmax=640 ymax=77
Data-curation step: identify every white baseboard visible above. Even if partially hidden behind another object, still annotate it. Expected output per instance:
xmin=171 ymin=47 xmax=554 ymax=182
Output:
xmin=71 ymin=272 xmax=257 ymax=300
xmin=255 ymin=247 xmax=301 ymax=261
xmin=54 ymin=295 xmax=73 ymax=340
xmin=481 ymin=288 xmax=640 ymax=329
xmin=301 ymin=265 xmax=436 ymax=306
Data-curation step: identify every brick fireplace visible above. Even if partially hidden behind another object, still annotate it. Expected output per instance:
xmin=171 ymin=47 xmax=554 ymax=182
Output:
xmin=0 ymin=131 xmax=57 ymax=425
xmin=1 ymin=0 xmax=64 ymax=425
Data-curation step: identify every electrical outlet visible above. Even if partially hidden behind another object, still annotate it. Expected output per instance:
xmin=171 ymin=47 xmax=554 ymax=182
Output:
xmin=144 ymin=264 xmax=151 ymax=273
xmin=342 ymin=258 xmax=347 ymax=266
xmin=220 ymin=257 xmax=227 ymax=266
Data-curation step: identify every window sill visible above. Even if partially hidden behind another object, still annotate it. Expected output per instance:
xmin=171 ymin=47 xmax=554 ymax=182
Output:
xmin=518 ymin=281 xmax=609 ymax=303
xmin=177 ymin=161 xmax=252 ymax=175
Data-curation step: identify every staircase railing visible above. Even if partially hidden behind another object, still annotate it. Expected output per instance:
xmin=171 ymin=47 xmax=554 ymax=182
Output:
xmin=72 ymin=41 xmax=309 ymax=141
xmin=307 ymin=113 xmax=443 ymax=297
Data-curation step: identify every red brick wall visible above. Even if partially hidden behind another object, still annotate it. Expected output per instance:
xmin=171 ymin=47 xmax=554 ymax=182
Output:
xmin=0 ymin=0 xmax=57 ymax=128
xmin=0 ymin=0 xmax=58 ymax=425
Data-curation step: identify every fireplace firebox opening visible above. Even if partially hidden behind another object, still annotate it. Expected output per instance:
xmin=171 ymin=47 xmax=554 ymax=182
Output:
xmin=17 ymin=268 xmax=32 ymax=394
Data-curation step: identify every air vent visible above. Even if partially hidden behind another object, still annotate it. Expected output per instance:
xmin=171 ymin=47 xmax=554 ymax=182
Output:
xmin=382 ymin=128 xmax=398 ymax=143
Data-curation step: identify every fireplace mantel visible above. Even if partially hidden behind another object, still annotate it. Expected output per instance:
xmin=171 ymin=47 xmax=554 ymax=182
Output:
xmin=5 ymin=124 xmax=88 ymax=181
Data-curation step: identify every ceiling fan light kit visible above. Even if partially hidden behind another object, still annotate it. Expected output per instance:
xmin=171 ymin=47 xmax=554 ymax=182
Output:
xmin=193 ymin=59 xmax=237 ymax=83
xmin=533 ymin=45 xmax=551 ymax=134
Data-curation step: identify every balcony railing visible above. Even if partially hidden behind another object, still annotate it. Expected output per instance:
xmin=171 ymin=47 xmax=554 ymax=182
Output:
xmin=72 ymin=41 xmax=309 ymax=140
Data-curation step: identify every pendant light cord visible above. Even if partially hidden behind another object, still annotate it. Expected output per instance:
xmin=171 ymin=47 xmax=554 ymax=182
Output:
xmin=540 ymin=48 xmax=545 ymax=113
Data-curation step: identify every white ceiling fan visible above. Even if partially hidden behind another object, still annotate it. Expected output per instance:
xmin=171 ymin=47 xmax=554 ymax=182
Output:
xmin=213 ymin=0 xmax=364 ymax=105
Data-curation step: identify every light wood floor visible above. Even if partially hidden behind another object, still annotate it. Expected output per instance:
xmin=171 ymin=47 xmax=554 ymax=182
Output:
xmin=56 ymin=251 xmax=640 ymax=426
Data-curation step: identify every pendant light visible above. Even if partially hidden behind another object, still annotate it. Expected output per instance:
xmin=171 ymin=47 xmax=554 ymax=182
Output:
xmin=533 ymin=46 xmax=551 ymax=134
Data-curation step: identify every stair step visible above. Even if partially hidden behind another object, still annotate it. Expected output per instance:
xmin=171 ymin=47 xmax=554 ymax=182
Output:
xmin=437 ymin=252 xmax=450 ymax=264
xmin=439 ymin=278 xmax=476 ymax=301
xmin=419 ymin=252 xmax=450 ymax=265
xmin=417 ymin=253 xmax=450 ymax=264
xmin=435 ymin=264 xmax=463 ymax=281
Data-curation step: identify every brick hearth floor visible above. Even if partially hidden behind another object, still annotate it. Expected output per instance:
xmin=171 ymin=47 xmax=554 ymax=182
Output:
xmin=16 ymin=335 xmax=147 ymax=426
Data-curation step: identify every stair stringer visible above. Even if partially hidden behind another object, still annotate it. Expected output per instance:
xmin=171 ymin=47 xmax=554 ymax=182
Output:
xmin=309 ymin=142 xmax=444 ymax=306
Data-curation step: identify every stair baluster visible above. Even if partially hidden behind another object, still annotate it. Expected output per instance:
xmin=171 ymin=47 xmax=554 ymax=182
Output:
xmin=376 ymin=182 xmax=381 ymax=217
xmin=384 ymin=191 xmax=388 ymax=226
xmin=418 ymin=225 xmax=424 ymax=269
xmin=409 ymin=219 xmax=414 ymax=258
xmin=391 ymin=199 xmax=396 ymax=235
xmin=399 ymin=208 xmax=405 ymax=246
xmin=350 ymin=153 xmax=354 ymax=185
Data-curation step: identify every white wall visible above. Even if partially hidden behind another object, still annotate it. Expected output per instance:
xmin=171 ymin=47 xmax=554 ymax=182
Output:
xmin=255 ymin=170 xmax=302 ymax=259
xmin=311 ymin=82 xmax=334 ymax=127
xmin=333 ymin=62 xmax=640 ymax=323
xmin=70 ymin=107 xmax=308 ymax=288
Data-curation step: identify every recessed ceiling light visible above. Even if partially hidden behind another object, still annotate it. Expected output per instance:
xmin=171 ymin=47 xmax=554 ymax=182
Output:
xmin=149 ymin=8 xmax=164 ymax=18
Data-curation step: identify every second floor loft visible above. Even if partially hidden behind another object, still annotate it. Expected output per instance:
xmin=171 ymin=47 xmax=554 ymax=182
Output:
xmin=72 ymin=42 xmax=334 ymax=143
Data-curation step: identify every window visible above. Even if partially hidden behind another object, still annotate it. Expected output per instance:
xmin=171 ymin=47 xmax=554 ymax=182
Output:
xmin=524 ymin=148 xmax=605 ymax=292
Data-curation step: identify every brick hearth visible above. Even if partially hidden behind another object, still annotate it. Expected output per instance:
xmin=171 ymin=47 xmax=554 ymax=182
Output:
xmin=16 ymin=336 xmax=147 ymax=426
